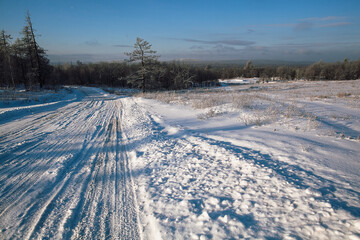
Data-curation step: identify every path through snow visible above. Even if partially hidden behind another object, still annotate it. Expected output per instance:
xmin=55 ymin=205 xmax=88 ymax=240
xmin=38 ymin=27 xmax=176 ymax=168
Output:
xmin=0 ymin=87 xmax=140 ymax=239
xmin=1 ymin=85 xmax=360 ymax=239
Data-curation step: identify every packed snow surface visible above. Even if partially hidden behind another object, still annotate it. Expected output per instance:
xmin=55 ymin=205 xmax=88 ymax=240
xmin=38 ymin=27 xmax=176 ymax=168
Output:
xmin=1 ymin=81 xmax=360 ymax=239
xmin=0 ymin=87 xmax=140 ymax=239
xmin=219 ymin=77 xmax=259 ymax=85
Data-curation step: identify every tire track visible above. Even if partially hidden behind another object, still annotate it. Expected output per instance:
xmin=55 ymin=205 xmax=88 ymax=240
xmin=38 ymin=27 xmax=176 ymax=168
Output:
xmin=0 ymin=101 xmax=103 ymax=215
xmin=24 ymin=103 xmax=112 ymax=239
xmin=0 ymin=101 xmax=89 ymax=158
xmin=0 ymin=89 xmax=141 ymax=240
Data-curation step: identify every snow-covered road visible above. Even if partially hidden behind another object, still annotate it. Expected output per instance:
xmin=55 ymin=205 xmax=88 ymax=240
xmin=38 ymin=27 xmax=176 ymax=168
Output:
xmin=0 ymin=87 xmax=140 ymax=239
xmin=1 ymin=85 xmax=360 ymax=239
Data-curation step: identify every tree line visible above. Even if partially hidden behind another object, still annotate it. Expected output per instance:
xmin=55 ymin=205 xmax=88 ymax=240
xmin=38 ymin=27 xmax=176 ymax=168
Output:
xmin=50 ymin=59 xmax=219 ymax=91
xmin=219 ymin=59 xmax=360 ymax=82
xmin=1 ymin=12 xmax=360 ymax=92
xmin=50 ymin=58 xmax=360 ymax=91
xmin=0 ymin=16 xmax=218 ymax=91
xmin=0 ymin=11 xmax=51 ymax=90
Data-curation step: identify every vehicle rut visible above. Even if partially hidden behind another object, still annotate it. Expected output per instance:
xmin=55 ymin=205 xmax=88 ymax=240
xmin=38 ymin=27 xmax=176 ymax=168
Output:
xmin=0 ymin=89 xmax=141 ymax=240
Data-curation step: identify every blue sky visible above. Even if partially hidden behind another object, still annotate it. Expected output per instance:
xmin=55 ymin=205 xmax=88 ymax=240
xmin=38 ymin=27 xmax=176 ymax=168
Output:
xmin=1 ymin=0 xmax=359 ymax=62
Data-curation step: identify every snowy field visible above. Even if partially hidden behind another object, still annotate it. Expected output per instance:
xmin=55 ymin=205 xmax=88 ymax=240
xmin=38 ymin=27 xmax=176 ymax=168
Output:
xmin=219 ymin=77 xmax=259 ymax=85
xmin=0 ymin=80 xmax=360 ymax=239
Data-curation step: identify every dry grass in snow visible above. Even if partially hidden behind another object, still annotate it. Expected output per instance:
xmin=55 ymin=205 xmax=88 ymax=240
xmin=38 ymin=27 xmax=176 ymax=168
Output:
xmin=138 ymin=80 xmax=360 ymax=140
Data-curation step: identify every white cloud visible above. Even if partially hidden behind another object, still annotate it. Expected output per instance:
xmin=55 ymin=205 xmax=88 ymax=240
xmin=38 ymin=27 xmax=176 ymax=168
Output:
xmin=319 ymin=22 xmax=352 ymax=28
xmin=301 ymin=16 xmax=348 ymax=22
xmin=172 ymin=38 xmax=255 ymax=46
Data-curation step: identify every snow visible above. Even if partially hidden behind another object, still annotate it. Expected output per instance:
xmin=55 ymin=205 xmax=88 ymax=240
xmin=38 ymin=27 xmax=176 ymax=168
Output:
xmin=0 ymin=87 xmax=140 ymax=239
xmin=219 ymin=77 xmax=259 ymax=85
xmin=124 ymin=80 xmax=360 ymax=239
xmin=1 ymin=80 xmax=360 ymax=239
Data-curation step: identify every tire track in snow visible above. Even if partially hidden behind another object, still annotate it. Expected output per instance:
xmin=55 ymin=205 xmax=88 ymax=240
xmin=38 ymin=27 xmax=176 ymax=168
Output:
xmin=25 ymin=129 xmax=105 ymax=239
xmin=0 ymin=100 xmax=104 ymax=232
xmin=0 ymin=101 xmax=89 ymax=159
xmin=0 ymin=88 xmax=141 ymax=240
xmin=0 ymin=101 xmax=99 ymax=215
xmin=62 ymin=112 xmax=119 ymax=240
xmin=66 ymin=106 xmax=140 ymax=240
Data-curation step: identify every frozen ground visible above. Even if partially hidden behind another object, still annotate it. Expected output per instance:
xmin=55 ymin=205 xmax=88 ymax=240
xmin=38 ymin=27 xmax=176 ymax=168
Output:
xmin=129 ymin=80 xmax=360 ymax=239
xmin=0 ymin=87 xmax=140 ymax=239
xmin=219 ymin=77 xmax=259 ymax=85
xmin=0 ymin=80 xmax=360 ymax=239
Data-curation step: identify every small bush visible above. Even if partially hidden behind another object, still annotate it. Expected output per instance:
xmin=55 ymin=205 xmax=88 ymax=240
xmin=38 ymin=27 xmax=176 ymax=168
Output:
xmin=197 ymin=109 xmax=222 ymax=119
xmin=191 ymin=95 xmax=225 ymax=109
xmin=337 ymin=92 xmax=351 ymax=98
xmin=232 ymin=94 xmax=255 ymax=109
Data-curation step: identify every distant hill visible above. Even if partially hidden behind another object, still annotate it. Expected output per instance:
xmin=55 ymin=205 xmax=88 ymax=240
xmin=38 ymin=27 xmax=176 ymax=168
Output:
xmin=175 ymin=59 xmax=313 ymax=67
xmin=49 ymin=54 xmax=313 ymax=67
xmin=48 ymin=54 xmax=126 ymax=65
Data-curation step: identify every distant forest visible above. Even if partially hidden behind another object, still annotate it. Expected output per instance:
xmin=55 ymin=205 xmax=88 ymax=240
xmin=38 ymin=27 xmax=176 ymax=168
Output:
xmin=1 ymin=12 xmax=360 ymax=91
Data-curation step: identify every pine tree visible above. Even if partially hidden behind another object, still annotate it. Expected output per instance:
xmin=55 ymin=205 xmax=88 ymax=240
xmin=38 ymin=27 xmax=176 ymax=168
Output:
xmin=243 ymin=60 xmax=254 ymax=78
xmin=0 ymin=30 xmax=15 ymax=89
xmin=21 ymin=11 xmax=48 ymax=89
xmin=125 ymin=37 xmax=159 ymax=92
xmin=12 ymin=38 xmax=28 ymax=86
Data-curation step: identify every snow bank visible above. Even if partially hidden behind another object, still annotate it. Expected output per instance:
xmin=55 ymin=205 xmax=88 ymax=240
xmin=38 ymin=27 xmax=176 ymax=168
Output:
xmin=121 ymin=80 xmax=360 ymax=239
xmin=0 ymin=87 xmax=81 ymax=124
xmin=219 ymin=77 xmax=259 ymax=85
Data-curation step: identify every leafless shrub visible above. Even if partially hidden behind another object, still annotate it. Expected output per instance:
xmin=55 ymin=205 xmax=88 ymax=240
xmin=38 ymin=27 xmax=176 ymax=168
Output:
xmin=284 ymin=103 xmax=304 ymax=118
xmin=337 ymin=92 xmax=351 ymax=98
xmin=239 ymin=104 xmax=280 ymax=126
xmin=239 ymin=111 xmax=266 ymax=126
xmin=138 ymin=91 xmax=179 ymax=104
xmin=191 ymin=94 xmax=226 ymax=109
xmin=197 ymin=109 xmax=223 ymax=119
xmin=155 ymin=92 xmax=178 ymax=104
xmin=310 ymin=95 xmax=330 ymax=101
xmin=301 ymin=144 xmax=311 ymax=152
xmin=231 ymin=93 xmax=255 ymax=109
xmin=307 ymin=114 xmax=320 ymax=130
